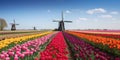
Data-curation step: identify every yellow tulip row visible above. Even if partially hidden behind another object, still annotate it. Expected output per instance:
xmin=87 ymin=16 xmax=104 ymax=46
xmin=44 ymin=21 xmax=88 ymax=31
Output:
xmin=0 ymin=31 xmax=53 ymax=49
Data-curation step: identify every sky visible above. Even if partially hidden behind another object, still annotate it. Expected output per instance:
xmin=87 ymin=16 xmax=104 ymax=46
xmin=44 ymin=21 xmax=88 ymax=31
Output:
xmin=0 ymin=0 xmax=120 ymax=30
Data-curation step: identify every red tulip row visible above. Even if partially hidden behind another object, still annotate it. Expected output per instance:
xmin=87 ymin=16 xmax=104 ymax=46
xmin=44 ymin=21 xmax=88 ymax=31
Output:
xmin=38 ymin=32 xmax=69 ymax=60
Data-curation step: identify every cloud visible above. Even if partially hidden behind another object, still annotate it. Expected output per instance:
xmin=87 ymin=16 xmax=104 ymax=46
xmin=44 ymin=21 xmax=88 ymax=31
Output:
xmin=78 ymin=17 xmax=88 ymax=20
xmin=65 ymin=10 xmax=71 ymax=13
xmin=110 ymin=11 xmax=118 ymax=14
xmin=86 ymin=8 xmax=106 ymax=14
xmin=100 ymin=15 xmax=112 ymax=18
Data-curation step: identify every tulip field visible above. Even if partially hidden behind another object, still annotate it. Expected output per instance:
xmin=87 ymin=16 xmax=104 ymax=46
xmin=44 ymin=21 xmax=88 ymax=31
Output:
xmin=0 ymin=30 xmax=120 ymax=60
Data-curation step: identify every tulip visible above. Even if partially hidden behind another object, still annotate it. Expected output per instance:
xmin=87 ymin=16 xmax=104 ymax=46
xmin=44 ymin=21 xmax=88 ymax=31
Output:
xmin=20 ymin=54 xmax=25 ymax=58
xmin=5 ymin=53 xmax=9 ymax=57
xmin=8 ymin=49 xmax=12 ymax=52
xmin=30 ymin=51 xmax=33 ymax=55
xmin=0 ymin=54 xmax=5 ymax=59
xmin=14 ymin=56 xmax=18 ymax=60
xmin=5 ymin=57 xmax=10 ymax=60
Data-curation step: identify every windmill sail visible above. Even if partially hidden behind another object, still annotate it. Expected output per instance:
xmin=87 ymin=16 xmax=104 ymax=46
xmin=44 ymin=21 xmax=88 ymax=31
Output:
xmin=62 ymin=11 xmax=64 ymax=21
xmin=64 ymin=21 xmax=72 ymax=22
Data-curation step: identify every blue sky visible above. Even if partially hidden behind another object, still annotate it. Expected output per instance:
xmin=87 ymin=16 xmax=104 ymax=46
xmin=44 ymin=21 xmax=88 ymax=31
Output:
xmin=0 ymin=0 xmax=120 ymax=30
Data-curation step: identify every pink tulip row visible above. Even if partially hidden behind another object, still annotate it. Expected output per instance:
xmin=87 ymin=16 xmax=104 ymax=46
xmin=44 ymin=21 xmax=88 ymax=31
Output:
xmin=39 ymin=32 xmax=69 ymax=60
xmin=0 ymin=33 xmax=54 ymax=60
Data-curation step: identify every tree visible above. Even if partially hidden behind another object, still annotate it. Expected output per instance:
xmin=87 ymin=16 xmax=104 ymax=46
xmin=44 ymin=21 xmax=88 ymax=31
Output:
xmin=0 ymin=18 xmax=7 ymax=31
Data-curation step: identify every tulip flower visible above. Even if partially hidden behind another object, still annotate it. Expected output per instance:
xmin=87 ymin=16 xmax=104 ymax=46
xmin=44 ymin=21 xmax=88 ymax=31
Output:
xmin=5 ymin=57 xmax=10 ymax=60
xmin=0 ymin=54 xmax=5 ymax=59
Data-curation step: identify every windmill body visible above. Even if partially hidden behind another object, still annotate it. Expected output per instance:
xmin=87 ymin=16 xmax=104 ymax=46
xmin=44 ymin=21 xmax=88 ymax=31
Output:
xmin=58 ymin=21 xmax=65 ymax=31
xmin=33 ymin=26 xmax=36 ymax=30
xmin=11 ymin=24 xmax=16 ymax=30
xmin=53 ymin=12 xmax=72 ymax=31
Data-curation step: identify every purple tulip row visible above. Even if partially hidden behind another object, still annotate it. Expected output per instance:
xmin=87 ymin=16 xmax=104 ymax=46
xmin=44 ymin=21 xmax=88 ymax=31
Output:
xmin=0 ymin=33 xmax=54 ymax=60
xmin=63 ymin=32 xmax=120 ymax=60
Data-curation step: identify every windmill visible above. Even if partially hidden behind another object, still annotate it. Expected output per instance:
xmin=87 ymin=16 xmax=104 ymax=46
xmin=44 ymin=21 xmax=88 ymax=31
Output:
xmin=10 ymin=20 xmax=19 ymax=31
xmin=53 ymin=12 xmax=72 ymax=31
xmin=33 ymin=26 xmax=36 ymax=30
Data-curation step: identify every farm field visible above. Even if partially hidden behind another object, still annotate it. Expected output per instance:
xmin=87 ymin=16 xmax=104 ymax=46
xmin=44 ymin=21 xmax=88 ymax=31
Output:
xmin=0 ymin=30 xmax=120 ymax=60
xmin=0 ymin=0 xmax=120 ymax=60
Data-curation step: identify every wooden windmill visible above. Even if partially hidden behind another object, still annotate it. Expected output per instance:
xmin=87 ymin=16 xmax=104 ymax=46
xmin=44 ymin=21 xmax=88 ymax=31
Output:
xmin=10 ymin=20 xmax=19 ymax=31
xmin=53 ymin=12 xmax=72 ymax=31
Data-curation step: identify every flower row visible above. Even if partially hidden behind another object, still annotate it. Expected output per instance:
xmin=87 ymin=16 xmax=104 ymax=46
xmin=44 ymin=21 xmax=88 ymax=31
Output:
xmin=66 ymin=31 xmax=120 ymax=50
xmin=63 ymin=32 xmax=120 ymax=60
xmin=39 ymin=32 xmax=69 ymax=60
xmin=0 ymin=31 xmax=43 ymax=41
xmin=0 ymin=32 xmax=54 ymax=60
xmin=78 ymin=32 xmax=120 ymax=39
xmin=0 ymin=31 xmax=52 ymax=50
xmin=66 ymin=31 xmax=120 ymax=57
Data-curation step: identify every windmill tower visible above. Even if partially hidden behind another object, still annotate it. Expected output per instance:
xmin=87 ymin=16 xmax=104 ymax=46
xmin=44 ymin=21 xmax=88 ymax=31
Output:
xmin=10 ymin=20 xmax=19 ymax=31
xmin=53 ymin=12 xmax=72 ymax=31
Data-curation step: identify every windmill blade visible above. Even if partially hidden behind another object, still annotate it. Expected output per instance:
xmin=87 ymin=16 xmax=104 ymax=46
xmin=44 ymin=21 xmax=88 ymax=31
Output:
xmin=15 ymin=24 xmax=19 ymax=25
xmin=64 ymin=21 xmax=72 ymax=22
xmin=61 ymin=11 xmax=64 ymax=21
xmin=53 ymin=20 xmax=60 ymax=22
xmin=13 ymin=20 xmax=15 ymax=24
